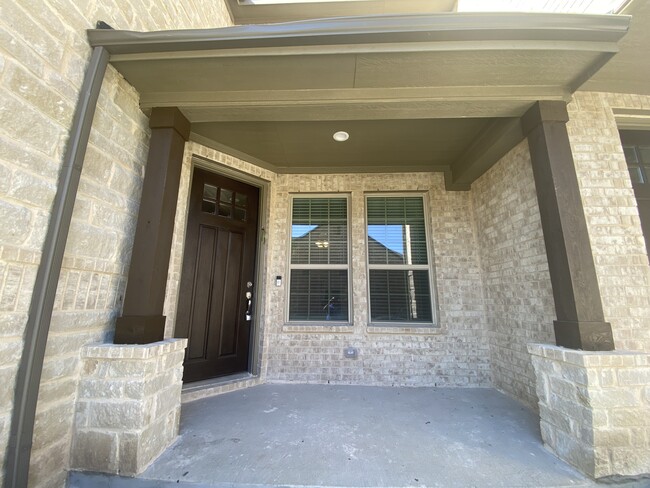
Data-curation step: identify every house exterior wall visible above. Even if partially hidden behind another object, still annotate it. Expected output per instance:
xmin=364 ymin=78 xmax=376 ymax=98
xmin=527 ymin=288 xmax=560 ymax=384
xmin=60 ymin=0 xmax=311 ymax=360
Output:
xmin=567 ymin=92 xmax=650 ymax=353
xmin=471 ymin=140 xmax=556 ymax=408
xmin=165 ymin=145 xmax=491 ymax=388
xmin=262 ymin=173 xmax=491 ymax=386
xmin=0 ymin=2 xmax=231 ymax=487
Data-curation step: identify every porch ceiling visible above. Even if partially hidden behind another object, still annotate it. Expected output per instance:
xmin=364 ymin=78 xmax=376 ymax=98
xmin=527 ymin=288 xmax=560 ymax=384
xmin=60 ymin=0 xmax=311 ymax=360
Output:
xmin=89 ymin=12 xmax=629 ymax=188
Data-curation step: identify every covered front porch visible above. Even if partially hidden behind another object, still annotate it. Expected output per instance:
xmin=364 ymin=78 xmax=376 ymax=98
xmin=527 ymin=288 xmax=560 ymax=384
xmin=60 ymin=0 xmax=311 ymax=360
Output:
xmin=60 ymin=8 xmax=649 ymax=483
xmin=69 ymin=383 xmax=616 ymax=488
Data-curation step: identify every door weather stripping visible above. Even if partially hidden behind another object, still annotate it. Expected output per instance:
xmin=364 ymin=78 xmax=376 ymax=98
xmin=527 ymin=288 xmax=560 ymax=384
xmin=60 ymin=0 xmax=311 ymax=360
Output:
xmin=4 ymin=45 xmax=109 ymax=488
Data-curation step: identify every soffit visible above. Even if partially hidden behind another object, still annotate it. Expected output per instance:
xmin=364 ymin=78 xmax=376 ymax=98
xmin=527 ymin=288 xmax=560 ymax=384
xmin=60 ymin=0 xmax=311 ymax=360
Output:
xmin=581 ymin=0 xmax=650 ymax=95
xmin=88 ymin=13 xmax=629 ymax=186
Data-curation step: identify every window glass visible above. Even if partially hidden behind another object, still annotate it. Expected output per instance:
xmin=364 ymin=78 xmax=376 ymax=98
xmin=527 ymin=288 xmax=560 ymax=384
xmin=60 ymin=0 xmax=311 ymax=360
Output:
xmin=289 ymin=197 xmax=349 ymax=322
xmin=366 ymin=195 xmax=434 ymax=324
xmin=369 ymin=270 xmax=432 ymax=322
xmin=367 ymin=197 xmax=428 ymax=265
xmin=623 ymin=145 xmax=650 ymax=185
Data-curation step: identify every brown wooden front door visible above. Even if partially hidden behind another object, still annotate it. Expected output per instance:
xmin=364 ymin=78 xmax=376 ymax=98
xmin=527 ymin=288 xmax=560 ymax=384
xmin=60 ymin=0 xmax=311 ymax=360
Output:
xmin=175 ymin=168 xmax=259 ymax=382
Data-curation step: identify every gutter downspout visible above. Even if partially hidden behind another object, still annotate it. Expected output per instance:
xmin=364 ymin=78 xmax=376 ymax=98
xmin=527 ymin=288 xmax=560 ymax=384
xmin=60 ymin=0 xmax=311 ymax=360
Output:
xmin=4 ymin=45 xmax=109 ymax=488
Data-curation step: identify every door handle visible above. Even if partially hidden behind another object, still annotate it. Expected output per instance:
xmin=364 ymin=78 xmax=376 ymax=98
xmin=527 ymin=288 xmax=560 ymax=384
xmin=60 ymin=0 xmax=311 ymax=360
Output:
xmin=245 ymin=291 xmax=252 ymax=321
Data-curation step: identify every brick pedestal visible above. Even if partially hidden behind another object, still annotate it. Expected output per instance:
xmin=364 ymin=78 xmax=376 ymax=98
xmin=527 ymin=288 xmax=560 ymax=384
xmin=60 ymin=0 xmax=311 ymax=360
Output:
xmin=71 ymin=339 xmax=187 ymax=476
xmin=528 ymin=343 xmax=650 ymax=479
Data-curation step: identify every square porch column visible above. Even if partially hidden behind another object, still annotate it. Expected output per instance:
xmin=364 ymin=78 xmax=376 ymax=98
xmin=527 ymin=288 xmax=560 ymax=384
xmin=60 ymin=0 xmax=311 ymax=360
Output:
xmin=522 ymin=101 xmax=614 ymax=351
xmin=523 ymin=103 xmax=650 ymax=481
xmin=114 ymin=107 xmax=190 ymax=344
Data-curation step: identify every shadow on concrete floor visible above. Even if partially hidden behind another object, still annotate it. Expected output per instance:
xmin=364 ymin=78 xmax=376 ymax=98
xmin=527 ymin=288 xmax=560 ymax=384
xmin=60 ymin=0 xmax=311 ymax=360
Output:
xmin=68 ymin=384 xmax=648 ymax=487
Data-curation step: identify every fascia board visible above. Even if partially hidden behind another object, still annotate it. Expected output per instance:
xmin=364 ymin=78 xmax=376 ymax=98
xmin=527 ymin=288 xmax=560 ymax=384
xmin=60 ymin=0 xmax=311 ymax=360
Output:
xmin=87 ymin=12 xmax=630 ymax=56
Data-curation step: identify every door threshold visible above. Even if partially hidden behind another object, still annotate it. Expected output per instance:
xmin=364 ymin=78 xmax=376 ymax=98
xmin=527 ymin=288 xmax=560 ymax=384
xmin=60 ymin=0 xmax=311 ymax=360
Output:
xmin=181 ymin=372 xmax=262 ymax=404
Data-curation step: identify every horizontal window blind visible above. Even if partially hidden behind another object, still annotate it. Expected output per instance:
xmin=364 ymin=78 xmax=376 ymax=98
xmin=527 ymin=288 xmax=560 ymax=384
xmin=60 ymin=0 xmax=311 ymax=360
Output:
xmin=289 ymin=197 xmax=349 ymax=322
xmin=366 ymin=196 xmax=433 ymax=324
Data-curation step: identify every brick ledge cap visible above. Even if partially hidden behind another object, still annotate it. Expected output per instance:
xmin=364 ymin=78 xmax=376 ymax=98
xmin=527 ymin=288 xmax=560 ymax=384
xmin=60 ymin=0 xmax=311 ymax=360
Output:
xmin=82 ymin=338 xmax=188 ymax=359
xmin=528 ymin=343 xmax=649 ymax=367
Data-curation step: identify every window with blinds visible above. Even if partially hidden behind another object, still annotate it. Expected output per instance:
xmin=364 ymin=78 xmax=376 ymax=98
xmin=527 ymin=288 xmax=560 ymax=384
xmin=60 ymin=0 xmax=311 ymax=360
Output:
xmin=288 ymin=196 xmax=350 ymax=322
xmin=366 ymin=195 xmax=434 ymax=324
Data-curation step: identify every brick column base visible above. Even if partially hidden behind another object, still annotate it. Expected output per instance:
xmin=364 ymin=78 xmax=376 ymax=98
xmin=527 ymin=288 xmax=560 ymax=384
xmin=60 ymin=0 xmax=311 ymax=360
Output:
xmin=528 ymin=344 xmax=650 ymax=479
xmin=71 ymin=339 xmax=187 ymax=476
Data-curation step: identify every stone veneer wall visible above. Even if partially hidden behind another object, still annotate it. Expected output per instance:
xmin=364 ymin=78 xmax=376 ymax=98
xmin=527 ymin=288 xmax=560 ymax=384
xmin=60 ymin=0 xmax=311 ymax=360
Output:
xmin=567 ymin=92 xmax=650 ymax=352
xmin=471 ymin=141 xmax=556 ymax=408
xmin=72 ymin=339 xmax=186 ymax=476
xmin=260 ymin=173 xmax=490 ymax=387
xmin=529 ymin=343 xmax=650 ymax=478
xmin=0 ymin=3 xmax=231 ymax=487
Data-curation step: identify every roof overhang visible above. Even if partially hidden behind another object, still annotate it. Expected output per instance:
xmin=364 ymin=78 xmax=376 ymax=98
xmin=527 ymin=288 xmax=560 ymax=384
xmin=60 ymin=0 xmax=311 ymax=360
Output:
xmin=88 ymin=12 xmax=630 ymax=188
xmin=225 ymin=0 xmax=458 ymax=25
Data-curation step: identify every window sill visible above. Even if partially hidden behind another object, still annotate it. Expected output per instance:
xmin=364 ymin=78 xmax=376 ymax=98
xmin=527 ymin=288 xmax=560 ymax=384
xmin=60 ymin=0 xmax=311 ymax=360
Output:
xmin=282 ymin=323 xmax=354 ymax=333
xmin=367 ymin=325 xmax=442 ymax=335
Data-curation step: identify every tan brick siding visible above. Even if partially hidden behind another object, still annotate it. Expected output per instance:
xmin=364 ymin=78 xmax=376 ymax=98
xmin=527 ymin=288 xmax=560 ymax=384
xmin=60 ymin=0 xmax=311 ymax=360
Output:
xmin=166 ymin=145 xmax=491 ymax=387
xmin=567 ymin=92 xmax=650 ymax=352
xmin=471 ymin=140 xmax=556 ymax=408
xmin=262 ymin=173 xmax=490 ymax=386
xmin=0 ymin=3 xmax=231 ymax=487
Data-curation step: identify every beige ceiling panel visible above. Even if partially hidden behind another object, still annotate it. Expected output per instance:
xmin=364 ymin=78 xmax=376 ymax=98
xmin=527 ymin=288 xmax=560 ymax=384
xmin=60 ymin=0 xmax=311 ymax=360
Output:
xmin=113 ymin=54 xmax=357 ymax=93
xmin=192 ymin=119 xmax=491 ymax=168
xmin=354 ymin=51 xmax=605 ymax=88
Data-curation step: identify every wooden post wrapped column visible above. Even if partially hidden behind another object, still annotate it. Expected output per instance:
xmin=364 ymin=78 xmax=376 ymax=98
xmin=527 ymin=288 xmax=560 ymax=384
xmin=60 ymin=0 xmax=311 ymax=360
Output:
xmin=522 ymin=101 xmax=614 ymax=351
xmin=114 ymin=107 xmax=190 ymax=344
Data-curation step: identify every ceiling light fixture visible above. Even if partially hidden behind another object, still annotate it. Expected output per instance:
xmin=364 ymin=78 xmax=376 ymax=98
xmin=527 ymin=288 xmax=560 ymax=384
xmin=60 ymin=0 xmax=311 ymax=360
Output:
xmin=333 ymin=131 xmax=349 ymax=142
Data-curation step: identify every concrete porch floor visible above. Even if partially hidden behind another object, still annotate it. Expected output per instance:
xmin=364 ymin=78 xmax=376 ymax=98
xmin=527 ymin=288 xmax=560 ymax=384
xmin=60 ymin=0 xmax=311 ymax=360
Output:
xmin=69 ymin=384 xmax=647 ymax=488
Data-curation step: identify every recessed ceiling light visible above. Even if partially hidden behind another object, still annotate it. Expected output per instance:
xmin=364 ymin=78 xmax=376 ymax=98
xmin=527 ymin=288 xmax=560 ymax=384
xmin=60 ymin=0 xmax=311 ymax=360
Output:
xmin=333 ymin=131 xmax=349 ymax=142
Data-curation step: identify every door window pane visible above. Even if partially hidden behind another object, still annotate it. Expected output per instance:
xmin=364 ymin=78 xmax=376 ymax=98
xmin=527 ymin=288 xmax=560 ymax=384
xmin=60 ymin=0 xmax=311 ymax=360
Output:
xmin=202 ymin=184 xmax=218 ymax=214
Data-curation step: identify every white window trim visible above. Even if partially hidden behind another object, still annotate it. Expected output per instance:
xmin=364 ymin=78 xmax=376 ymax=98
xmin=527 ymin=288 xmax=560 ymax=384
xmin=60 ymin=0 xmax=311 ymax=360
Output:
xmin=364 ymin=192 xmax=439 ymax=328
xmin=285 ymin=193 xmax=352 ymax=325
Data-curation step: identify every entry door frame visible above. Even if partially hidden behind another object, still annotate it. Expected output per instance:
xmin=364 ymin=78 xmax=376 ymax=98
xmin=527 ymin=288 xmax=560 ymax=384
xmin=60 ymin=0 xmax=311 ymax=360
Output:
xmin=177 ymin=154 xmax=269 ymax=378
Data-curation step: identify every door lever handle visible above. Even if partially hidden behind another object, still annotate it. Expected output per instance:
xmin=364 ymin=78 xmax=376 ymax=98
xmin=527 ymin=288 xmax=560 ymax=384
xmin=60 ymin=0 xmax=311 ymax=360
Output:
xmin=245 ymin=291 xmax=252 ymax=321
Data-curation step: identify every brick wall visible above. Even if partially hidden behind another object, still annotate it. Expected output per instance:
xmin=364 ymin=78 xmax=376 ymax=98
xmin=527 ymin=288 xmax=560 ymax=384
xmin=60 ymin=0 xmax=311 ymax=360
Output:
xmin=471 ymin=140 xmax=556 ymax=408
xmin=0 ymin=2 xmax=231 ymax=487
xmin=262 ymin=173 xmax=490 ymax=387
xmin=567 ymin=92 xmax=650 ymax=352
xmin=165 ymin=146 xmax=490 ymax=388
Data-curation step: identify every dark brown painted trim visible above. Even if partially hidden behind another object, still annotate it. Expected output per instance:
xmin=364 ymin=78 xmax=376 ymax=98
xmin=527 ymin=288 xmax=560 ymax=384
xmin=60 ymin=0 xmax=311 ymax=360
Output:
xmin=446 ymin=118 xmax=524 ymax=191
xmin=522 ymin=101 xmax=614 ymax=351
xmin=114 ymin=107 xmax=190 ymax=344
xmin=5 ymin=46 xmax=110 ymax=488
